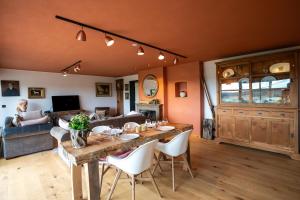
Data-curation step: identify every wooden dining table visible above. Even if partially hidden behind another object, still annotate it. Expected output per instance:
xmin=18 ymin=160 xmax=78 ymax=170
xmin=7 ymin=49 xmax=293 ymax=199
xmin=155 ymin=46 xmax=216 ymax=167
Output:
xmin=61 ymin=123 xmax=193 ymax=200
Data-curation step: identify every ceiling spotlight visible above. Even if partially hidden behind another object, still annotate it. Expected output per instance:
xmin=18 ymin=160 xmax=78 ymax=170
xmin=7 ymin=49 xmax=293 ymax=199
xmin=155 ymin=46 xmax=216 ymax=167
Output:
xmin=76 ymin=26 xmax=86 ymax=41
xmin=158 ymin=52 xmax=165 ymax=60
xmin=137 ymin=46 xmax=144 ymax=56
xmin=105 ymin=34 xmax=114 ymax=46
xmin=62 ymin=71 xmax=68 ymax=76
xmin=74 ymin=64 xmax=81 ymax=72
xmin=173 ymin=57 xmax=179 ymax=65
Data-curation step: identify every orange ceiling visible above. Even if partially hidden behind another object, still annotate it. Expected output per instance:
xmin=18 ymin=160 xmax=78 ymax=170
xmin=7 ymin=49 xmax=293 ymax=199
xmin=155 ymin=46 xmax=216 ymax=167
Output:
xmin=0 ymin=0 xmax=299 ymax=77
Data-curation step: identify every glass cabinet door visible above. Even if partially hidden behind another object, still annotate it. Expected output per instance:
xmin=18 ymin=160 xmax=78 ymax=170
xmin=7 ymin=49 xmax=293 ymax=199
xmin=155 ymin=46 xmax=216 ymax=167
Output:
xmin=221 ymin=78 xmax=250 ymax=103
xmin=252 ymin=75 xmax=291 ymax=104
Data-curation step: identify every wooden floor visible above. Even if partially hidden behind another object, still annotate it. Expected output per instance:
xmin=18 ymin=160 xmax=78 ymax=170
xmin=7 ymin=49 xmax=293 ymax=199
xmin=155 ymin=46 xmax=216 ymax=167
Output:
xmin=1 ymin=136 xmax=300 ymax=200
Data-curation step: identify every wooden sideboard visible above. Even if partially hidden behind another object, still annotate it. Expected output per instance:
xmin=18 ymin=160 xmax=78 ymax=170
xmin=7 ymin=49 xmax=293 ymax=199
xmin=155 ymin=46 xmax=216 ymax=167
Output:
xmin=215 ymin=50 xmax=299 ymax=159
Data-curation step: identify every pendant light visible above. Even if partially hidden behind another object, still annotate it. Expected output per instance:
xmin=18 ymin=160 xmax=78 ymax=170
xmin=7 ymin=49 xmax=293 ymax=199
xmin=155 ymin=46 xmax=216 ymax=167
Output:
xmin=73 ymin=64 xmax=81 ymax=72
xmin=62 ymin=71 xmax=68 ymax=76
xmin=76 ymin=26 xmax=86 ymax=41
xmin=137 ymin=46 xmax=144 ymax=56
xmin=158 ymin=52 xmax=165 ymax=60
xmin=105 ymin=34 xmax=114 ymax=46
xmin=173 ymin=57 xmax=179 ymax=65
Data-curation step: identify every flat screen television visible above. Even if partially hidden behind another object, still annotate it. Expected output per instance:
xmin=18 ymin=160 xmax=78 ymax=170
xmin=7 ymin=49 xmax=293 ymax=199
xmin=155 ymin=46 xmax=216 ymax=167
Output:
xmin=52 ymin=95 xmax=80 ymax=112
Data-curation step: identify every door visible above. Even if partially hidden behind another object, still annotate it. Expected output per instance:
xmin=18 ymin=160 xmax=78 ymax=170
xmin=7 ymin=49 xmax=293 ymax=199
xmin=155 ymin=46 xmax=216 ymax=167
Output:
xmin=219 ymin=116 xmax=234 ymax=139
xmin=269 ymin=119 xmax=293 ymax=148
xmin=251 ymin=118 xmax=268 ymax=144
xmin=234 ymin=117 xmax=250 ymax=142
xmin=116 ymin=79 xmax=124 ymax=115
xmin=129 ymin=80 xmax=138 ymax=111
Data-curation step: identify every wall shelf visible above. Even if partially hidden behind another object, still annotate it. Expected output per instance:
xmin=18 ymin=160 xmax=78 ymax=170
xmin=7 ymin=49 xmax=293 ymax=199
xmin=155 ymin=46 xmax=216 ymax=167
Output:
xmin=175 ymin=82 xmax=187 ymax=97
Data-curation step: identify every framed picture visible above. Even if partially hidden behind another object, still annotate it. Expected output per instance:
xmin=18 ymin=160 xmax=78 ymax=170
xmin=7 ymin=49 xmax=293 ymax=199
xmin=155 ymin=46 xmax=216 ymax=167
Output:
xmin=125 ymin=92 xmax=129 ymax=100
xmin=96 ymin=83 xmax=112 ymax=97
xmin=124 ymin=84 xmax=129 ymax=91
xmin=28 ymin=87 xmax=45 ymax=99
xmin=1 ymin=80 xmax=20 ymax=97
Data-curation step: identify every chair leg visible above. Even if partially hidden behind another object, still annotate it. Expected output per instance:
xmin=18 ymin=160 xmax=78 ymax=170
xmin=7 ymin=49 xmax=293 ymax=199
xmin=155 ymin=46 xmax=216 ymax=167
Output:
xmin=154 ymin=152 xmax=163 ymax=171
xmin=183 ymin=153 xmax=194 ymax=179
xmin=99 ymin=164 xmax=105 ymax=197
xmin=148 ymin=170 xmax=162 ymax=198
xmin=131 ymin=175 xmax=135 ymax=200
xmin=107 ymin=169 xmax=122 ymax=200
xmin=171 ymin=156 xmax=175 ymax=192
xmin=152 ymin=152 xmax=162 ymax=175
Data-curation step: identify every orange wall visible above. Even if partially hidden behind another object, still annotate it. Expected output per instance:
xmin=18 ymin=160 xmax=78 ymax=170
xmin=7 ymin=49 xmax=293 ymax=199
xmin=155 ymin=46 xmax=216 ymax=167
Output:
xmin=166 ymin=62 xmax=202 ymax=134
xmin=138 ymin=61 xmax=203 ymax=135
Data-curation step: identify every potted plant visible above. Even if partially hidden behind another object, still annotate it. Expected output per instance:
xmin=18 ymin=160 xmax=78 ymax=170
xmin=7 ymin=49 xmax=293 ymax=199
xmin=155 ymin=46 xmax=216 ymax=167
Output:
xmin=69 ymin=113 xmax=90 ymax=149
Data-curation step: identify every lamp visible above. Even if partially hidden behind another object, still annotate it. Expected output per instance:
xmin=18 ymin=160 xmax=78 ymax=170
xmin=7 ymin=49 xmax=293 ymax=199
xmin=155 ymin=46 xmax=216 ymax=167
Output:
xmin=74 ymin=64 xmax=81 ymax=72
xmin=76 ymin=27 xmax=86 ymax=41
xmin=137 ymin=46 xmax=144 ymax=56
xmin=105 ymin=34 xmax=114 ymax=46
xmin=158 ymin=52 xmax=165 ymax=60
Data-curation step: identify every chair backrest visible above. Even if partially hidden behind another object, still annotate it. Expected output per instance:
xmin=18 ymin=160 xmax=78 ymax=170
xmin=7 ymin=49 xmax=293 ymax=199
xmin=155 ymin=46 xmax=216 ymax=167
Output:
xmin=121 ymin=139 xmax=158 ymax=175
xmin=165 ymin=129 xmax=193 ymax=157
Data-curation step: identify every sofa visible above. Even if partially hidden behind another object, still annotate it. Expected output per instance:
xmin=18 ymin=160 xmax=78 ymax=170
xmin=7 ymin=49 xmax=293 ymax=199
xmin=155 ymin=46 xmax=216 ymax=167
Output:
xmin=2 ymin=117 xmax=54 ymax=159
xmin=50 ymin=114 xmax=146 ymax=167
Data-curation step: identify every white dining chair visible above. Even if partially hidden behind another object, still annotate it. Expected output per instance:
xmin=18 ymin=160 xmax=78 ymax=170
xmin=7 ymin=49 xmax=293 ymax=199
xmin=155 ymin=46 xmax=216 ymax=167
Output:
xmin=152 ymin=129 xmax=194 ymax=192
xmin=106 ymin=139 xmax=162 ymax=200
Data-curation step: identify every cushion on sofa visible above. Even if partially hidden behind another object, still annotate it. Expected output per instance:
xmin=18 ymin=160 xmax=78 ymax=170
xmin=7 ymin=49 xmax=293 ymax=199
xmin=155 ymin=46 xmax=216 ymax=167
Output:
xmin=19 ymin=110 xmax=42 ymax=121
xmin=20 ymin=116 xmax=49 ymax=127
xmin=58 ymin=118 xmax=70 ymax=130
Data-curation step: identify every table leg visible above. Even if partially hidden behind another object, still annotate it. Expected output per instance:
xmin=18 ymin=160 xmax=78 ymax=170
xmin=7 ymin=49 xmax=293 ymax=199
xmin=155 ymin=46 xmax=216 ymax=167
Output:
xmin=71 ymin=164 xmax=83 ymax=200
xmin=85 ymin=160 xmax=100 ymax=200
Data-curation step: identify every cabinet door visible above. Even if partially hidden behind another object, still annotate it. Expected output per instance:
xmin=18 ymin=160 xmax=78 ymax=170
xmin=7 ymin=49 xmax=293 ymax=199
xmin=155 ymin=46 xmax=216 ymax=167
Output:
xmin=251 ymin=118 xmax=268 ymax=143
xmin=234 ymin=117 xmax=250 ymax=142
xmin=219 ymin=116 xmax=234 ymax=139
xmin=269 ymin=119 xmax=293 ymax=148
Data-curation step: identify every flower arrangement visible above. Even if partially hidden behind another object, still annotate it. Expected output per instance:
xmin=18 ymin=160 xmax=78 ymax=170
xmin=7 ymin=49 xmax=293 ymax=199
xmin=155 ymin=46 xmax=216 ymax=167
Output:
xmin=69 ymin=113 xmax=89 ymax=131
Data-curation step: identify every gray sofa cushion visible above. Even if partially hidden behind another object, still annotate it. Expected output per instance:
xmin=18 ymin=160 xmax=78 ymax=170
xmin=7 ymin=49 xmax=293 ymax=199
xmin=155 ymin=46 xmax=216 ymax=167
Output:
xmin=3 ymin=123 xmax=53 ymax=139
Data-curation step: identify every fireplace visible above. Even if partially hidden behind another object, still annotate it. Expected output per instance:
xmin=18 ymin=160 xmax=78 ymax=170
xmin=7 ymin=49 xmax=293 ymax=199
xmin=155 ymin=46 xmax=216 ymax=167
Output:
xmin=136 ymin=103 xmax=162 ymax=121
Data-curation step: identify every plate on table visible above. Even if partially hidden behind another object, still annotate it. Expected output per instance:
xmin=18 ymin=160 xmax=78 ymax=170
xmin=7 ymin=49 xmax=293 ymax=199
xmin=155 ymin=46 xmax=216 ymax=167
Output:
xmin=91 ymin=126 xmax=111 ymax=135
xmin=157 ymin=126 xmax=175 ymax=131
xmin=110 ymin=128 xmax=123 ymax=136
xmin=119 ymin=134 xmax=140 ymax=141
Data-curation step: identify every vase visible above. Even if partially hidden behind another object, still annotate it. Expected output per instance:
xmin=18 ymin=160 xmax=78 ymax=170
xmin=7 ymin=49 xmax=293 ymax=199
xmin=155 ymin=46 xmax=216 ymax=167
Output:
xmin=70 ymin=129 xmax=89 ymax=149
xmin=179 ymin=91 xmax=186 ymax=97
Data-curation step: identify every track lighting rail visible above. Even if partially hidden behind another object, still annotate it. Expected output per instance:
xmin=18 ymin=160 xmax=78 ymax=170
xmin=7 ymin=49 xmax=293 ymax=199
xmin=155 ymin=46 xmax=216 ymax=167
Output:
xmin=55 ymin=15 xmax=187 ymax=58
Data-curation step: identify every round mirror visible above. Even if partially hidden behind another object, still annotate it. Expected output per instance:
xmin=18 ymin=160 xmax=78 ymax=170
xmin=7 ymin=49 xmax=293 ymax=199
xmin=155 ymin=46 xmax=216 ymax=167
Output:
xmin=143 ymin=74 xmax=159 ymax=97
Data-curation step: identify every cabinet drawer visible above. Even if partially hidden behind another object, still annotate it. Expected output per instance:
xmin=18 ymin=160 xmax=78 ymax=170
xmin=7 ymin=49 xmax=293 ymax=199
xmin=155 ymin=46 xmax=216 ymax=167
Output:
xmin=271 ymin=111 xmax=294 ymax=118
xmin=218 ymin=109 xmax=233 ymax=115
xmin=233 ymin=109 xmax=250 ymax=116
xmin=250 ymin=111 xmax=271 ymax=117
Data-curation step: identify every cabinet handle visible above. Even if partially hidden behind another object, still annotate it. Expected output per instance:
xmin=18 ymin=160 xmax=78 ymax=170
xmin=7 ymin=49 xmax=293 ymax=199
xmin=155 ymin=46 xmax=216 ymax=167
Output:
xmin=280 ymin=113 xmax=285 ymax=117
xmin=257 ymin=112 xmax=262 ymax=115
xmin=239 ymin=111 xmax=244 ymax=114
xmin=291 ymin=133 xmax=294 ymax=138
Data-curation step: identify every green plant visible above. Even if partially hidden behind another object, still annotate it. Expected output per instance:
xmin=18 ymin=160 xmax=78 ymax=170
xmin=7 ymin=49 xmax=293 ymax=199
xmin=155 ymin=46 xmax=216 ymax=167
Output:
xmin=69 ymin=113 xmax=89 ymax=130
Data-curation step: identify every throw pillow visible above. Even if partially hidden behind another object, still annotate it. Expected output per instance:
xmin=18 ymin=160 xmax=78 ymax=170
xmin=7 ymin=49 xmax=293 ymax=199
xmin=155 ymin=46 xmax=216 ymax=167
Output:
xmin=19 ymin=110 xmax=42 ymax=121
xmin=58 ymin=118 xmax=70 ymax=131
xmin=12 ymin=114 xmax=22 ymax=127
xmin=20 ymin=116 xmax=49 ymax=127
xmin=96 ymin=110 xmax=106 ymax=119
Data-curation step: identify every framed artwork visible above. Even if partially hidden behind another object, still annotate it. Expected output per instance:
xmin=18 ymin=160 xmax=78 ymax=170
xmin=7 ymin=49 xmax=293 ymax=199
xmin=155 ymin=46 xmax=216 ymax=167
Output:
xmin=96 ymin=83 xmax=112 ymax=97
xmin=125 ymin=92 xmax=129 ymax=100
xmin=124 ymin=84 xmax=129 ymax=91
xmin=1 ymin=80 xmax=20 ymax=97
xmin=28 ymin=87 xmax=45 ymax=99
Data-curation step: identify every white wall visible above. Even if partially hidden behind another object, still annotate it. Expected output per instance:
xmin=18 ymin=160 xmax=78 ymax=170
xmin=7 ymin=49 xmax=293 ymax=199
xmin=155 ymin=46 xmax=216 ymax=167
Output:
xmin=121 ymin=74 xmax=139 ymax=115
xmin=0 ymin=68 xmax=117 ymax=126
xmin=203 ymin=46 xmax=300 ymax=119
